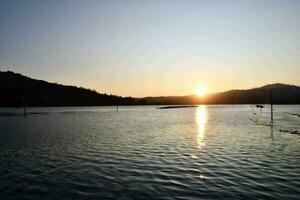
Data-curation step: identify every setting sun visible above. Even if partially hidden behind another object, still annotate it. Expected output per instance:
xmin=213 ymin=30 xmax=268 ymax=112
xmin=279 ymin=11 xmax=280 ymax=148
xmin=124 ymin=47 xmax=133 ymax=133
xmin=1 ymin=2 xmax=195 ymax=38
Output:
xmin=196 ymin=86 xmax=206 ymax=97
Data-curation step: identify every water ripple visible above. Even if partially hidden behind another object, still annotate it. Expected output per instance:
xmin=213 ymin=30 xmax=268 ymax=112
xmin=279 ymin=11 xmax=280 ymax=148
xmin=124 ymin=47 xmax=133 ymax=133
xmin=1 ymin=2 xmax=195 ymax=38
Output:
xmin=0 ymin=105 xmax=300 ymax=199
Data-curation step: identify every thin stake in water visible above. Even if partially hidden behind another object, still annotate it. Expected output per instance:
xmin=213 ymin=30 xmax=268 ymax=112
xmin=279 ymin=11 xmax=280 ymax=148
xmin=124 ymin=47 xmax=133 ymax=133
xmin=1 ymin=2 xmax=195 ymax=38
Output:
xmin=270 ymin=90 xmax=273 ymax=123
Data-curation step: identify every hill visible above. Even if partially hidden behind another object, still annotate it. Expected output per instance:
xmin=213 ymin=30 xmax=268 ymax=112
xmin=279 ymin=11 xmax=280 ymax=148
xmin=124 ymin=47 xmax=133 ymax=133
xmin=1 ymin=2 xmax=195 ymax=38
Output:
xmin=0 ymin=71 xmax=134 ymax=106
xmin=138 ymin=84 xmax=300 ymax=105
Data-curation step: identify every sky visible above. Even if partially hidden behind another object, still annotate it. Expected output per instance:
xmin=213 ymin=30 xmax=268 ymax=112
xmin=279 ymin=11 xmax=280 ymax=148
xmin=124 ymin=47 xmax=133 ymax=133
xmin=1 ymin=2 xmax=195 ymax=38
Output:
xmin=0 ymin=0 xmax=299 ymax=97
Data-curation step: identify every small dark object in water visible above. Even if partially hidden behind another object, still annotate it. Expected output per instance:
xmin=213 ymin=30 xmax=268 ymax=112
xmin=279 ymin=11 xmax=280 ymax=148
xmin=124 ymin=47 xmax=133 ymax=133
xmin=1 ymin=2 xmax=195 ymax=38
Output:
xmin=279 ymin=129 xmax=300 ymax=135
xmin=159 ymin=105 xmax=198 ymax=109
xmin=290 ymin=113 xmax=300 ymax=118
xmin=256 ymin=105 xmax=264 ymax=108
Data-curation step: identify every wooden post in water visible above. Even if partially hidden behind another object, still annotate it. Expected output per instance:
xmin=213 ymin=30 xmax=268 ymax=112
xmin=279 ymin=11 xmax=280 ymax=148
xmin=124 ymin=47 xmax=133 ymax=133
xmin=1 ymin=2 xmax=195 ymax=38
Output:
xmin=22 ymin=96 xmax=27 ymax=117
xmin=116 ymin=97 xmax=119 ymax=112
xmin=24 ymin=105 xmax=27 ymax=117
xmin=270 ymin=90 xmax=273 ymax=123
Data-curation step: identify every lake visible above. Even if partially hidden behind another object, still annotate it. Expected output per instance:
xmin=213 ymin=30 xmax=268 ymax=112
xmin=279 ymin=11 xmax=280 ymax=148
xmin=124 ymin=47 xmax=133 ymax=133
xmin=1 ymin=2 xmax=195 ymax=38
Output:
xmin=0 ymin=105 xmax=300 ymax=200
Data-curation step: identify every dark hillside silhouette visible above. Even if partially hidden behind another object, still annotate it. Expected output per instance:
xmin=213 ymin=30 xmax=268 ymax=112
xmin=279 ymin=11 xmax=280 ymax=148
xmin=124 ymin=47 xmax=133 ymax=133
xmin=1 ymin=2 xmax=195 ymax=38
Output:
xmin=0 ymin=71 xmax=134 ymax=106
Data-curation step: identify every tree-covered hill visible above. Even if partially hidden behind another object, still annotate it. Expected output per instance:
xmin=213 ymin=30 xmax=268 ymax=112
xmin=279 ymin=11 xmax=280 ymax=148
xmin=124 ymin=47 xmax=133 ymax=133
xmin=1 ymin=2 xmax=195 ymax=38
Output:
xmin=0 ymin=71 xmax=134 ymax=106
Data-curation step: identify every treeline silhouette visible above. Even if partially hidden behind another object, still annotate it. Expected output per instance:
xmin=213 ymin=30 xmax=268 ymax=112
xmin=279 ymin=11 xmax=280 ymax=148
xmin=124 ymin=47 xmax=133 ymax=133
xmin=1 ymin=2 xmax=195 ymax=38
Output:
xmin=1 ymin=71 xmax=299 ymax=107
xmin=0 ymin=71 xmax=135 ymax=106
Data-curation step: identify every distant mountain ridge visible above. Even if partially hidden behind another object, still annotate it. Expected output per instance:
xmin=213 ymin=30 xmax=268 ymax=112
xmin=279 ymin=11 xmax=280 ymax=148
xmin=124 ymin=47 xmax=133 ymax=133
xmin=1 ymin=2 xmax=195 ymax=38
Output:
xmin=0 ymin=71 xmax=299 ymax=106
xmin=138 ymin=83 xmax=300 ymax=105
xmin=258 ymin=83 xmax=299 ymax=89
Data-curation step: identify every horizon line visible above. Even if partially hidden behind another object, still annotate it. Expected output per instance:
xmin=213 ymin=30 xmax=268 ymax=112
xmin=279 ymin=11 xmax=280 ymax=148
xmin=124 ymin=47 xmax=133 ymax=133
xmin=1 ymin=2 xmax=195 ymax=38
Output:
xmin=1 ymin=70 xmax=299 ymax=98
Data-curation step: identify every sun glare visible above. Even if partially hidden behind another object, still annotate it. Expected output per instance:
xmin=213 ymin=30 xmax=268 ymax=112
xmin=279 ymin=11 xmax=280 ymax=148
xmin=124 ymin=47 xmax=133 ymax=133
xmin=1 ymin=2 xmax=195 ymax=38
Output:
xmin=196 ymin=86 xmax=206 ymax=97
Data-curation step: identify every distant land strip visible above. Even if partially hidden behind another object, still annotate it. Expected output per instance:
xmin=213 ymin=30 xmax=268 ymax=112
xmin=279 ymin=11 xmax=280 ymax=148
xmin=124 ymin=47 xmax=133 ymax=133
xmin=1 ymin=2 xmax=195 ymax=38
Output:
xmin=159 ymin=105 xmax=198 ymax=109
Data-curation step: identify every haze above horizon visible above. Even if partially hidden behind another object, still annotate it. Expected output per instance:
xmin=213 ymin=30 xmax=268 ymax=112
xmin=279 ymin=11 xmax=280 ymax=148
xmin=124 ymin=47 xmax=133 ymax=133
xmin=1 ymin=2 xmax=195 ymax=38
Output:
xmin=1 ymin=0 xmax=300 ymax=97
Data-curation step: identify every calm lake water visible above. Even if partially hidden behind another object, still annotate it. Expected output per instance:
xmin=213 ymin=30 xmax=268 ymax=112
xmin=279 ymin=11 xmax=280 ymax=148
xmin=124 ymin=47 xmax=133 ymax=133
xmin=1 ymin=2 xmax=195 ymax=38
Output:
xmin=0 ymin=105 xmax=300 ymax=200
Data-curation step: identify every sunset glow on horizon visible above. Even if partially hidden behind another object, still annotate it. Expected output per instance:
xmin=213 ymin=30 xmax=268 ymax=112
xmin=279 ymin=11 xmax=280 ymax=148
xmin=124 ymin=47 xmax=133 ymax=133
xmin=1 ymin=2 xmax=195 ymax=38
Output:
xmin=0 ymin=0 xmax=299 ymax=97
xmin=195 ymin=86 xmax=207 ymax=97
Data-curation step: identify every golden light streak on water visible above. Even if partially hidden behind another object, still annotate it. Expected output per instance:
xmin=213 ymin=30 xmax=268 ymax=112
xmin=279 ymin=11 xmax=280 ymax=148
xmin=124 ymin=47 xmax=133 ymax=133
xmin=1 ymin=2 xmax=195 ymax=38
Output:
xmin=196 ymin=105 xmax=208 ymax=149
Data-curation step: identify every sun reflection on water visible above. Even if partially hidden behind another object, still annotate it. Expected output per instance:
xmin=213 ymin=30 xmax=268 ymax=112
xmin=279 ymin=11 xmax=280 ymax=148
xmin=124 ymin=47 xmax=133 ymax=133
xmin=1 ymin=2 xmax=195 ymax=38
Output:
xmin=196 ymin=105 xmax=208 ymax=148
